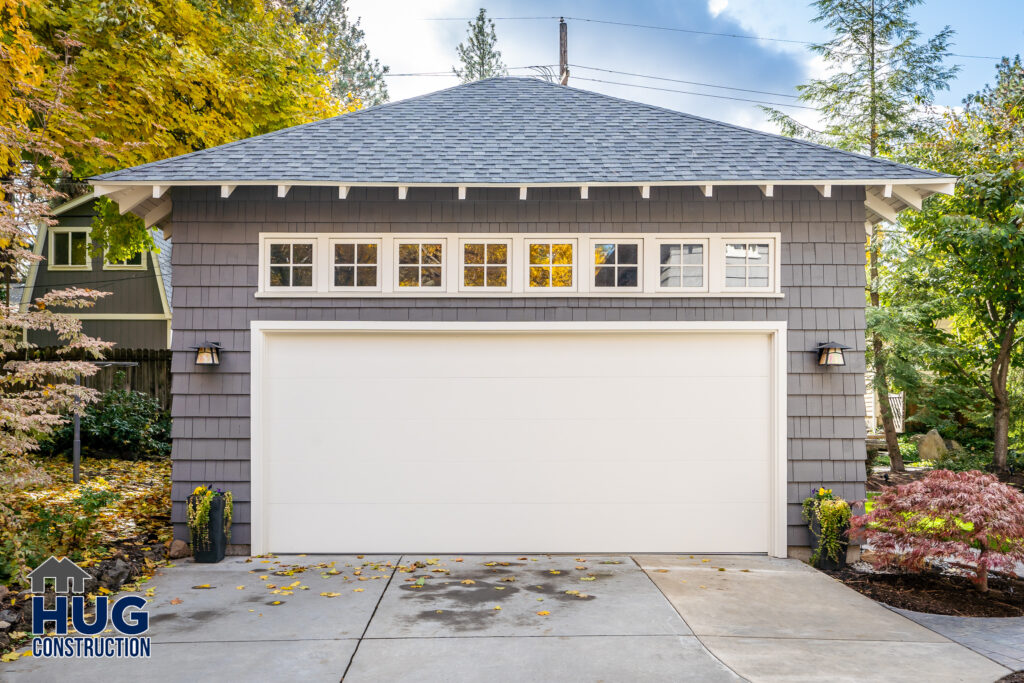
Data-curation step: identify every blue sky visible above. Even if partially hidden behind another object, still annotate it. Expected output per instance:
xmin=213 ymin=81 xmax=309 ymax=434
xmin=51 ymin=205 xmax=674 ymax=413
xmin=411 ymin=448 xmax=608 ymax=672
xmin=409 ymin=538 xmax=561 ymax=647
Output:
xmin=348 ymin=0 xmax=1023 ymax=132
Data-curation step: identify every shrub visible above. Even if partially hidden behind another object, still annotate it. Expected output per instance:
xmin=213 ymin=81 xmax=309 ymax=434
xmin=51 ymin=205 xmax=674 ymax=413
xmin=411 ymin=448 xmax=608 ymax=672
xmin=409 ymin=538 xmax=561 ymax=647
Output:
xmin=851 ymin=470 xmax=1024 ymax=592
xmin=934 ymin=447 xmax=1024 ymax=473
xmin=802 ymin=487 xmax=851 ymax=566
xmin=43 ymin=388 xmax=171 ymax=460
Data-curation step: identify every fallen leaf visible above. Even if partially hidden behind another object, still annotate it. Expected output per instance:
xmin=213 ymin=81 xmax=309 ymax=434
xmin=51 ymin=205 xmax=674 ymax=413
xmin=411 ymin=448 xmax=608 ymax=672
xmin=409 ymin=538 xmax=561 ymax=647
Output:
xmin=537 ymin=611 xmax=550 ymax=616
xmin=414 ymin=577 xmax=426 ymax=587
xmin=270 ymin=601 xmax=283 ymax=605
xmin=169 ymin=598 xmax=183 ymax=605
xmin=353 ymin=588 xmax=364 ymax=592
xmin=320 ymin=592 xmax=341 ymax=598
xmin=575 ymin=566 xmax=586 ymax=570
xmin=454 ymin=558 xmax=463 ymax=562
xmin=494 ymin=587 xmax=505 ymax=591
xmin=549 ymin=570 xmax=561 ymax=575
xmin=580 ymin=576 xmax=596 ymax=582
xmin=701 ymin=559 xmax=710 ymax=563
xmin=565 ymin=590 xmax=579 ymax=595
xmin=460 ymin=579 xmax=476 ymax=585
xmin=97 ymin=587 xmax=111 ymax=595
xmin=435 ymin=610 xmax=444 ymax=614
xmin=500 ymin=576 xmax=516 ymax=582
xmin=484 ymin=562 xmax=496 ymax=566
xmin=717 ymin=568 xmax=726 ymax=572
xmin=741 ymin=569 xmax=751 ymax=573
xmin=493 ymin=605 xmax=501 ymax=610
xmin=191 ymin=584 xmax=214 ymax=589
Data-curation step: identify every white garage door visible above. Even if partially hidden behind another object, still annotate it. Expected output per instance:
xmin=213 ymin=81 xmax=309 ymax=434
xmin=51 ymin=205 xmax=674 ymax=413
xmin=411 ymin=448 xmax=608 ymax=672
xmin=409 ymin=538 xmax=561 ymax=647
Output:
xmin=256 ymin=328 xmax=775 ymax=553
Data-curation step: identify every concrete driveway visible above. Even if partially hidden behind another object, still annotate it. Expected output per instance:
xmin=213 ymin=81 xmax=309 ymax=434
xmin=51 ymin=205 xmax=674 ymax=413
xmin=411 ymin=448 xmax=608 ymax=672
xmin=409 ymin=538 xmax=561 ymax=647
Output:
xmin=1 ymin=554 xmax=1011 ymax=682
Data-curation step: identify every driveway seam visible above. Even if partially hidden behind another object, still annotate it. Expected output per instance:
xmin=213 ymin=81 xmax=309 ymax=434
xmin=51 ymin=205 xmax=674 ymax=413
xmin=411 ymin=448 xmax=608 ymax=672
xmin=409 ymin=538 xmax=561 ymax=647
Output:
xmin=340 ymin=554 xmax=402 ymax=682
xmin=629 ymin=556 xmax=746 ymax=681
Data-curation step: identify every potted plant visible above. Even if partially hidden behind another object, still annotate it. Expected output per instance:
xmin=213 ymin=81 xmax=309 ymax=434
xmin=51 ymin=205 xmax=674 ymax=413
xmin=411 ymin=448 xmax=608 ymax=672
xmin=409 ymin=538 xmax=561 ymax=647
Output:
xmin=802 ymin=487 xmax=852 ymax=570
xmin=187 ymin=485 xmax=233 ymax=563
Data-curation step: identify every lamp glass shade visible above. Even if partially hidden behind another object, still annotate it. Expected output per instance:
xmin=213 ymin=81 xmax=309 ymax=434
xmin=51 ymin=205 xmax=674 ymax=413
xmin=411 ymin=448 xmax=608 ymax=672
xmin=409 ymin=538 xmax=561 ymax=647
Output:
xmin=818 ymin=347 xmax=846 ymax=366
xmin=195 ymin=345 xmax=220 ymax=366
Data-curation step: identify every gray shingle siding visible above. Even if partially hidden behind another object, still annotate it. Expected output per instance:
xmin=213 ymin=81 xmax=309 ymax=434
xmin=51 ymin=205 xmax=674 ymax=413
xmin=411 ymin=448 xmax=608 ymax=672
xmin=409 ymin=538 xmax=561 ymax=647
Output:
xmin=169 ymin=184 xmax=867 ymax=548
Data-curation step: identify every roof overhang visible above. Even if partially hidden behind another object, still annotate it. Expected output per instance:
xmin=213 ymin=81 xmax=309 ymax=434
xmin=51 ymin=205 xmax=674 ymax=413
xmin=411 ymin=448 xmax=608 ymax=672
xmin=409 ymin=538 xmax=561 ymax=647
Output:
xmin=90 ymin=178 xmax=956 ymax=238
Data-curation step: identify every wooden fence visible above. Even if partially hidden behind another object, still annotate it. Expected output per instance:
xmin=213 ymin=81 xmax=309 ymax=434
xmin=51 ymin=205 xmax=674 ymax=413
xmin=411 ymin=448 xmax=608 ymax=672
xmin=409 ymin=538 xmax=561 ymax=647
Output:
xmin=9 ymin=348 xmax=172 ymax=409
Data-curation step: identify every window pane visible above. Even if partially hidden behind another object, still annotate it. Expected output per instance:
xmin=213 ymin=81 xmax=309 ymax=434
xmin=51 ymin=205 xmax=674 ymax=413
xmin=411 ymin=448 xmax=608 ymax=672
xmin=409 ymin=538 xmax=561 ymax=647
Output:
xmin=124 ymin=251 xmax=143 ymax=266
xmin=617 ymin=244 xmax=638 ymax=264
xmin=292 ymin=243 xmax=313 ymax=264
xmin=660 ymin=244 xmax=680 ymax=265
xmin=421 ymin=244 xmax=442 ymax=264
xmin=748 ymin=266 xmax=769 ymax=287
xmin=357 ymin=243 xmax=377 ymax=264
xmin=70 ymin=233 xmax=88 ymax=265
xmin=270 ymin=244 xmax=290 ymax=264
xmin=682 ymin=266 xmax=703 ymax=287
xmin=292 ymin=266 xmax=312 ymax=286
xmin=334 ymin=266 xmax=355 ymax=287
xmin=725 ymin=244 xmax=747 ymax=264
xmin=420 ymin=266 xmax=442 ymax=286
xmin=486 ymin=243 xmax=507 ymax=264
xmin=725 ymin=266 xmax=746 ymax=287
xmin=486 ymin=266 xmax=507 ymax=287
xmin=749 ymin=244 xmax=770 ymax=264
xmin=683 ymin=244 xmax=703 ymax=264
xmin=552 ymin=266 xmax=572 ymax=287
xmin=529 ymin=244 xmax=550 ymax=264
xmin=464 ymin=266 xmax=485 ymax=286
xmin=594 ymin=267 xmax=615 ymax=287
xmin=398 ymin=244 xmax=419 ymax=264
xmin=356 ymin=266 xmax=377 ymax=287
xmin=270 ymin=266 xmax=290 ymax=286
xmin=660 ymin=266 xmax=680 ymax=287
xmin=464 ymin=243 xmax=484 ymax=264
xmin=398 ymin=266 xmax=419 ymax=286
xmin=55 ymin=233 xmax=69 ymax=265
xmin=617 ymin=267 xmax=638 ymax=287
xmin=529 ymin=266 xmax=549 ymax=287
xmin=552 ymin=243 xmax=573 ymax=264
xmin=594 ymin=243 xmax=615 ymax=265
xmin=335 ymin=243 xmax=355 ymax=264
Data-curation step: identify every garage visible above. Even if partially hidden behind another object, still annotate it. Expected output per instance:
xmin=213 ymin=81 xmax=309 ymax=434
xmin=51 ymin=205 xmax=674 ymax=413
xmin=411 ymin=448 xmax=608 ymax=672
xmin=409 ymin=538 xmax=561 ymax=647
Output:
xmin=251 ymin=322 xmax=786 ymax=555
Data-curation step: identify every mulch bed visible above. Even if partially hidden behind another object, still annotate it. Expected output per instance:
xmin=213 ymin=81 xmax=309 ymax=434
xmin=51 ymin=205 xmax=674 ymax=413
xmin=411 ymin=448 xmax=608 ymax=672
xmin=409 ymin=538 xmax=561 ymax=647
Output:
xmin=827 ymin=567 xmax=1024 ymax=617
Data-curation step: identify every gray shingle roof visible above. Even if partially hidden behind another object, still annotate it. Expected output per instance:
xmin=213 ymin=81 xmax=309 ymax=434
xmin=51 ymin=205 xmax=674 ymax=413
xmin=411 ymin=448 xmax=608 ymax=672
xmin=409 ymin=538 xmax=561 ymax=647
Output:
xmin=94 ymin=77 xmax=947 ymax=184
xmin=152 ymin=230 xmax=172 ymax=310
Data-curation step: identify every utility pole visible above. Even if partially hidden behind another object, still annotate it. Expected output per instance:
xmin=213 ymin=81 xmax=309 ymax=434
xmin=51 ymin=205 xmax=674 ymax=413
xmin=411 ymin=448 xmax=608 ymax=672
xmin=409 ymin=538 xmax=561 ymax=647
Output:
xmin=559 ymin=18 xmax=569 ymax=84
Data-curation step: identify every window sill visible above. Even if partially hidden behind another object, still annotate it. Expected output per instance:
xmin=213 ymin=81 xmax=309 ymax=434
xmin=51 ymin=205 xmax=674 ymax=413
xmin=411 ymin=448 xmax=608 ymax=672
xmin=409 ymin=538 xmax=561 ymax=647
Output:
xmin=253 ymin=290 xmax=787 ymax=299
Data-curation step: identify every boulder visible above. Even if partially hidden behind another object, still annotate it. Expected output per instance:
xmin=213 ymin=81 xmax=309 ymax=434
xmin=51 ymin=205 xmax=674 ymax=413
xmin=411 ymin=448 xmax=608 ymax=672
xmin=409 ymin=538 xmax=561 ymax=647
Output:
xmin=918 ymin=429 xmax=948 ymax=461
xmin=168 ymin=539 xmax=191 ymax=559
xmin=101 ymin=558 xmax=131 ymax=590
xmin=0 ymin=609 xmax=20 ymax=627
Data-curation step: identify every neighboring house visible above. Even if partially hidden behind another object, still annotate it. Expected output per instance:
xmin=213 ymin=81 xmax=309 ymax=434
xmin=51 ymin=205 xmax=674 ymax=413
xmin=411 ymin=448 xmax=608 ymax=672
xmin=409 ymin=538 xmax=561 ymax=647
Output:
xmin=90 ymin=77 xmax=953 ymax=556
xmin=19 ymin=192 xmax=172 ymax=349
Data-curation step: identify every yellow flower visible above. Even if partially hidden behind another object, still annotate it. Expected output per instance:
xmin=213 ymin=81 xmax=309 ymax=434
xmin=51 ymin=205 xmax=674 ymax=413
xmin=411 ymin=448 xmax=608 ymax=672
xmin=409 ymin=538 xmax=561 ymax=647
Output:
xmin=818 ymin=487 xmax=826 ymax=496
xmin=193 ymin=486 xmax=207 ymax=495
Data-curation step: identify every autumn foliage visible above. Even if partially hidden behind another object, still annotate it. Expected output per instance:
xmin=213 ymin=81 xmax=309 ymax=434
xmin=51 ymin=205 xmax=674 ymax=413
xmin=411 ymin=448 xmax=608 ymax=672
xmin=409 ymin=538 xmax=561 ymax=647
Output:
xmin=851 ymin=470 xmax=1024 ymax=591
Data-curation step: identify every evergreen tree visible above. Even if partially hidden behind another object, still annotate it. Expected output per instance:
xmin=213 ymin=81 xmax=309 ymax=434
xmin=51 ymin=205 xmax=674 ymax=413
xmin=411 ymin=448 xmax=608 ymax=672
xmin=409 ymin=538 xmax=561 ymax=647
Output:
xmin=763 ymin=0 xmax=958 ymax=471
xmin=453 ymin=8 xmax=507 ymax=83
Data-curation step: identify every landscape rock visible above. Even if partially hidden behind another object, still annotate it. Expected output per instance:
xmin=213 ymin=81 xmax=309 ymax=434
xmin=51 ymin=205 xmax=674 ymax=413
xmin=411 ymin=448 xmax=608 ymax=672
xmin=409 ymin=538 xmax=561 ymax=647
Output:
xmin=0 ymin=610 xmax=20 ymax=627
xmin=918 ymin=429 xmax=948 ymax=461
xmin=168 ymin=539 xmax=191 ymax=559
xmin=101 ymin=558 xmax=131 ymax=590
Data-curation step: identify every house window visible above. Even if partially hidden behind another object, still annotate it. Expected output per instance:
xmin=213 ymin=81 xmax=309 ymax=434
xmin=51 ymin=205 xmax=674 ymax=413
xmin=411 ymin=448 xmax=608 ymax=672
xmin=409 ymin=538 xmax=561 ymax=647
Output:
xmin=396 ymin=241 xmax=444 ymax=288
xmin=658 ymin=242 xmax=706 ymax=289
xmin=461 ymin=240 xmax=510 ymax=290
xmin=527 ymin=241 xmax=575 ymax=288
xmin=50 ymin=229 xmax=90 ymax=269
xmin=331 ymin=240 xmax=379 ymax=289
xmin=592 ymin=241 xmax=640 ymax=289
xmin=725 ymin=242 xmax=772 ymax=289
xmin=267 ymin=241 xmax=315 ymax=288
xmin=104 ymin=250 xmax=146 ymax=270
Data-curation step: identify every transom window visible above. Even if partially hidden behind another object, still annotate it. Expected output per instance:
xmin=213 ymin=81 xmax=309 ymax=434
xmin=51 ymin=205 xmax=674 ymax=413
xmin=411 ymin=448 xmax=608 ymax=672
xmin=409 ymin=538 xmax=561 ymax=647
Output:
xmin=104 ymin=250 xmax=145 ymax=270
xmin=658 ymin=242 xmax=705 ymax=289
xmin=528 ymin=241 xmax=574 ymax=288
xmin=268 ymin=241 xmax=314 ymax=288
xmin=461 ymin=240 xmax=509 ymax=289
xmin=725 ymin=242 xmax=772 ymax=289
xmin=50 ymin=229 xmax=90 ymax=269
xmin=397 ymin=241 xmax=444 ymax=288
xmin=593 ymin=242 xmax=640 ymax=289
xmin=332 ymin=240 xmax=379 ymax=289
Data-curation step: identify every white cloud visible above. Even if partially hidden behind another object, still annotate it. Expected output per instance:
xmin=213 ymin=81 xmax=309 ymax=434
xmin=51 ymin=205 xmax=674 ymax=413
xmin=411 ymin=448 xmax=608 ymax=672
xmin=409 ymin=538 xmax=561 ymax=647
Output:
xmin=708 ymin=0 xmax=729 ymax=18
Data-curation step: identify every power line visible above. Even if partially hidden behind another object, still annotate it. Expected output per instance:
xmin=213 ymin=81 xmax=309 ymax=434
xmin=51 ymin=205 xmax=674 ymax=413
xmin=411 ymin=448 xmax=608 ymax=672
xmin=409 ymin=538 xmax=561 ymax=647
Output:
xmin=570 ymin=76 xmax=818 ymax=110
xmin=570 ymin=65 xmax=801 ymax=99
xmin=385 ymin=65 xmax=556 ymax=77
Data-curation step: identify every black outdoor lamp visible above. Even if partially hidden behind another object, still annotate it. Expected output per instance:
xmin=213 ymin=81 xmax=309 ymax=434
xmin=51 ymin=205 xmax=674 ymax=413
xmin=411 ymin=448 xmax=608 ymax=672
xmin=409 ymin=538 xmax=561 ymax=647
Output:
xmin=190 ymin=341 xmax=223 ymax=366
xmin=814 ymin=341 xmax=850 ymax=367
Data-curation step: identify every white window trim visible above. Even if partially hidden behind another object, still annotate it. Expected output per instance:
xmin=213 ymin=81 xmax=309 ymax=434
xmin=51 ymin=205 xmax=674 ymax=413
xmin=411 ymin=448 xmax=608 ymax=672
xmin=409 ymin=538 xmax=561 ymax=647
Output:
xmin=103 ymin=249 xmax=147 ymax=271
xmin=48 ymin=227 xmax=92 ymax=271
xmin=458 ymin=237 xmax=513 ymax=293
xmin=589 ymin=238 xmax=643 ymax=293
xmin=327 ymin=237 xmax=382 ymax=292
xmin=255 ymin=233 xmax=782 ymax=298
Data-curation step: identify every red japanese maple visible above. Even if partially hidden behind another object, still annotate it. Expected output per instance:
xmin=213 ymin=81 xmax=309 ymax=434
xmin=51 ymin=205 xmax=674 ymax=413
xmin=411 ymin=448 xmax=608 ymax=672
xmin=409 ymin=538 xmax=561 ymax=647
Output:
xmin=851 ymin=469 xmax=1024 ymax=592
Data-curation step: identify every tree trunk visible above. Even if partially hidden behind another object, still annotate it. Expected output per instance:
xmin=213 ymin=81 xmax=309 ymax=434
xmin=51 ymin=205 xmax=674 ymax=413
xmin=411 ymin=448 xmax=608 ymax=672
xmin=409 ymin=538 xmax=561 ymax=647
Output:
xmin=974 ymin=547 xmax=990 ymax=593
xmin=991 ymin=321 xmax=1016 ymax=473
xmin=869 ymin=228 xmax=903 ymax=471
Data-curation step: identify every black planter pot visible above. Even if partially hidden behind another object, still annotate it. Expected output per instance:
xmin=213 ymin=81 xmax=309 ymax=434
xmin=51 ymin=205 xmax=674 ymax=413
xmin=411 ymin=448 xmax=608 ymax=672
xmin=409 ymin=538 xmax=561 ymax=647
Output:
xmin=808 ymin=517 xmax=849 ymax=570
xmin=189 ymin=494 xmax=227 ymax=563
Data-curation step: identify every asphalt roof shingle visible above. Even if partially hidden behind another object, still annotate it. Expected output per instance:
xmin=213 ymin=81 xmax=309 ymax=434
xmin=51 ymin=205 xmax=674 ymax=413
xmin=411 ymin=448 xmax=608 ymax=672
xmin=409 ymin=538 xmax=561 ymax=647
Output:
xmin=94 ymin=77 xmax=947 ymax=184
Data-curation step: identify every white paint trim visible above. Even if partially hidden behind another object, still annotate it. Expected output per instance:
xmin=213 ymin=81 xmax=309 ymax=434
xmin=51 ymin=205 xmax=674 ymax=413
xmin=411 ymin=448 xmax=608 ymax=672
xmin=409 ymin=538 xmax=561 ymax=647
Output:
xmin=47 ymin=227 xmax=92 ymax=271
xmin=702 ymin=184 xmax=713 ymax=198
xmin=864 ymin=190 xmax=899 ymax=223
xmin=338 ymin=185 xmax=350 ymax=200
xmin=151 ymin=244 xmax=172 ymax=320
xmin=398 ymin=186 xmax=408 ymax=200
xmin=248 ymin=319 xmax=789 ymax=558
xmin=102 ymin=250 xmax=147 ymax=271
xmin=67 ymin=313 xmax=171 ymax=320
xmin=110 ymin=186 xmax=152 ymax=215
xmin=457 ymin=186 xmax=466 ymax=200
xmin=890 ymin=185 xmax=922 ymax=211
xmin=143 ymin=200 xmax=172 ymax=228
xmin=640 ymin=185 xmax=650 ymax=199
xmin=519 ymin=186 xmax=528 ymax=200
xmin=815 ymin=185 xmax=832 ymax=198
xmin=19 ymin=223 xmax=47 ymax=312
xmin=277 ymin=185 xmax=291 ymax=198
xmin=152 ymin=185 xmax=168 ymax=199
xmin=50 ymin=192 xmax=96 ymax=217
xmin=760 ymin=184 xmax=774 ymax=198
xmin=221 ymin=185 xmax=236 ymax=199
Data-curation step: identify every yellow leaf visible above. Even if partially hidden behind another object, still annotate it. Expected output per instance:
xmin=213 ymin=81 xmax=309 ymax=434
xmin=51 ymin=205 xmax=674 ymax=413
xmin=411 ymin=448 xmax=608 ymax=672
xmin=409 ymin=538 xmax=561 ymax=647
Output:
xmin=537 ymin=611 xmax=550 ymax=616
xmin=353 ymin=588 xmax=364 ymax=592
xmin=484 ymin=562 xmax=496 ymax=566
xmin=701 ymin=559 xmax=710 ymax=563
xmin=549 ymin=570 xmax=561 ymax=575
xmin=191 ymin=584 xmax=214 ymax=589
xmin=97 ymin=587 xmax=111 ymax=595
xmin=270 ymin=601 xmax=283 ymax=605
xmin=1 ymin=652 xmax=22 ymax=662
xmin=580 ymin=576 xmax=596 ymax=581
xmin=236 ymin=586 xmax=245 ymax=590
xmin=320 ymin=592 xmax=341 ymax=598
xmin=656 ymin=569 xmax=669 ymax=573
xmin=493 ymin=605 xmax=501 ymax=610
xmin=575 ymin=566 xmax=586 ymax=570
xmin=170 ymin=598 xmax=183 ymax=605
xmin=460 ymin=579 xmax=476 ymax=585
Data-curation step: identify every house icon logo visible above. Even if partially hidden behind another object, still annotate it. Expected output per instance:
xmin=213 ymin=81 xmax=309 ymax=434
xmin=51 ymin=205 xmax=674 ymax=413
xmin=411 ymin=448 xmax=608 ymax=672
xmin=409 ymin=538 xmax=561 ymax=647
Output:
xmin=27 ymin=556 xmax=91 ymax=594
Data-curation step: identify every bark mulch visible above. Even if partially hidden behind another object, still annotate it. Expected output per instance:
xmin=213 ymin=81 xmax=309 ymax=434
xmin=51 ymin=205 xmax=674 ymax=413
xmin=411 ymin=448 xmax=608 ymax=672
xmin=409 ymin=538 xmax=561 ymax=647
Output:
xmin=827 ymin=567 xmax=1024 ymax=618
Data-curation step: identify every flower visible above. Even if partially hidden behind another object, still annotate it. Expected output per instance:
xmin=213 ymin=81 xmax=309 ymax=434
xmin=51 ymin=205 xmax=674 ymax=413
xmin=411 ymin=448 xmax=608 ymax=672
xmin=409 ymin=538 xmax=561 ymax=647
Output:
xmin=193 ymin=486 xmax=207 ymax=495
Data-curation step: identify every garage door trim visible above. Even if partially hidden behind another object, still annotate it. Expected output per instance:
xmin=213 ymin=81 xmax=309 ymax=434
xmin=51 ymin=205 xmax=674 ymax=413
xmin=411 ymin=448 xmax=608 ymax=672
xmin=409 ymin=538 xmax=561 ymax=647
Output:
xmin=250 ymin=320 xmax=788 ymax=557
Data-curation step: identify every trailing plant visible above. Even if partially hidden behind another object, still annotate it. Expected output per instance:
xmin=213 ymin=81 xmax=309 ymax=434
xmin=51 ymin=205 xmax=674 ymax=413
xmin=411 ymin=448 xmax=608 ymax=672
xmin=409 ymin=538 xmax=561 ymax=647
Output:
xmin=187 ymin=486 xmax=233 ymax=549
xmin=851 ymin=470 xmax=1024 ymax=592
xmin=803 ymin=488 xmax=852 ymax=566
xmin=23 ymin=483 xmax=120 ymax=565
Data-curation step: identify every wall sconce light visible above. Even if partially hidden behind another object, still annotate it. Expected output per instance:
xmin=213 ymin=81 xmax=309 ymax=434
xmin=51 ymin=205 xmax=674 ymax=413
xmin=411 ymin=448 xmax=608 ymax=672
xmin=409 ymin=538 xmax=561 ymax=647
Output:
xmin=814 ymin=341 xmax=850 ymax=367
xmin=190 ymin=341 xmax=223 ymax=366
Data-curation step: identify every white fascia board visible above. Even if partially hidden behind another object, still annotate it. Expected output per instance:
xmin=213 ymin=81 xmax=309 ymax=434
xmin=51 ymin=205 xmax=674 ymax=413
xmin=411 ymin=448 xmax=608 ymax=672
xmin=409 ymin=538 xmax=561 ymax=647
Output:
xmin=50 ymin=192 xmax=97 ymax=216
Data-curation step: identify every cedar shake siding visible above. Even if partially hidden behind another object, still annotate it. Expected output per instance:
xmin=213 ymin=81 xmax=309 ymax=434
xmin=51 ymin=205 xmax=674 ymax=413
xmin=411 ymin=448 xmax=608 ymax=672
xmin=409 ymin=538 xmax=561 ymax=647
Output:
xmin=168 ymin=184 xmax=868 ymax=548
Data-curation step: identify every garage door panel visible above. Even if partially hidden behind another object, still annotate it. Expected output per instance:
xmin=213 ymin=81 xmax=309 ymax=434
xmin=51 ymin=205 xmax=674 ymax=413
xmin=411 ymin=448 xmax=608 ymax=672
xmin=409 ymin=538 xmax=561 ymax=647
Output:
xmin=265 ymin=501 xmax=770 ymax=554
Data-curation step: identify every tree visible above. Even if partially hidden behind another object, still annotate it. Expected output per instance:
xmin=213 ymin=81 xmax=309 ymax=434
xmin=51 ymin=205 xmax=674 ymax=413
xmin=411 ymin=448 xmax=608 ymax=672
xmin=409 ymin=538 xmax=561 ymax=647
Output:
xmin=287 ymin=0 xmax=390 ymax=107
xmin=899 ymin=57 xmax=1024 ymax=472
xmin=763 ymin=0 xmax=958 ymax=471
xmin=452 ymin=8 xmax=507 ymax=83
